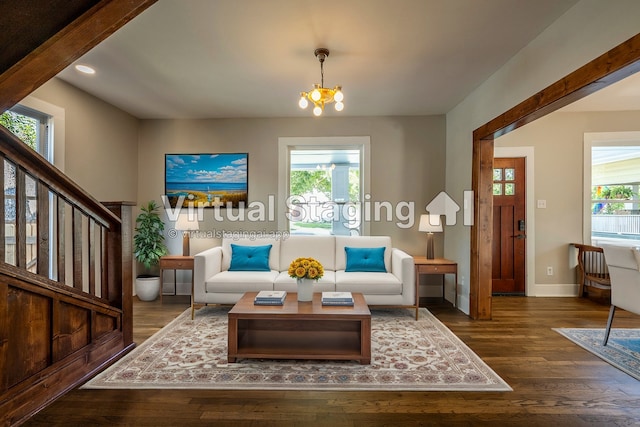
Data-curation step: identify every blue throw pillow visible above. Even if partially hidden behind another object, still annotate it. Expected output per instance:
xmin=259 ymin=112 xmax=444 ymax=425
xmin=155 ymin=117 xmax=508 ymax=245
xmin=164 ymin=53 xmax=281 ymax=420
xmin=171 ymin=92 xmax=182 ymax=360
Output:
xmin=344 ymin=246 xmax=386 ymax=272
xmin=229 ymin=244 xmax=272 ymax=271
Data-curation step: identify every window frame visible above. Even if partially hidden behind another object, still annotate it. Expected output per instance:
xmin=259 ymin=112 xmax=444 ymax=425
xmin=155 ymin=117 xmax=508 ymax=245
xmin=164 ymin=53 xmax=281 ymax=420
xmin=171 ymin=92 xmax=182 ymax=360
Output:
xmin=278 ymin=136 xmax=371 ymax=235
xmin=583 ymin=131 xmax=640 ymax=246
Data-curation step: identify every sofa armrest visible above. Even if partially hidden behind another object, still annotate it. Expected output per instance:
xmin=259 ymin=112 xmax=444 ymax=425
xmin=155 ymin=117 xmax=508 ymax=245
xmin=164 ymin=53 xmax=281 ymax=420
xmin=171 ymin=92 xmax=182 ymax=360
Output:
xmin=194 ymin=246 xmax=222 ymax=303
xmin=391 ymin=248 xmax=416 ymax=305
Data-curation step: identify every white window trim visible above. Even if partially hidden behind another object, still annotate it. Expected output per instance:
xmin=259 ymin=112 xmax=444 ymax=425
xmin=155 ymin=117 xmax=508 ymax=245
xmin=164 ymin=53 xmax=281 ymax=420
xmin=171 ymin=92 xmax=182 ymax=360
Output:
xmin=278 ymin=136 xmax=371 ymax=235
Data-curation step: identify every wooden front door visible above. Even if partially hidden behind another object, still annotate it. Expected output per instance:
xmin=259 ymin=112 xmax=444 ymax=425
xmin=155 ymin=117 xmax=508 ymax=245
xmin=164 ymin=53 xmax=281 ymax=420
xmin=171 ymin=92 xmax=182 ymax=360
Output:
xmin=492 ymin=157 xmax=526 ymax=294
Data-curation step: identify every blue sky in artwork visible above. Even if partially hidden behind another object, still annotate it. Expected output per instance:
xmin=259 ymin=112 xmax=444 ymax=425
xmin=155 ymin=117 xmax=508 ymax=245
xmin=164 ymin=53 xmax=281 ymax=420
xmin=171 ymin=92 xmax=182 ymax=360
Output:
xmin=165 ymin=154 xmax=247 ymax=184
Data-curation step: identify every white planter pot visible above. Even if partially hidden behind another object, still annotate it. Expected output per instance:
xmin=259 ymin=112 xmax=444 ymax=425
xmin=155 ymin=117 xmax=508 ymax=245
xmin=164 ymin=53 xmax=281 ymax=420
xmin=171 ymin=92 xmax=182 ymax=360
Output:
xmin=135 ymin=276 xmax=160 ymax=301
xmin=296 ymin=278 xmax=314 ymax=302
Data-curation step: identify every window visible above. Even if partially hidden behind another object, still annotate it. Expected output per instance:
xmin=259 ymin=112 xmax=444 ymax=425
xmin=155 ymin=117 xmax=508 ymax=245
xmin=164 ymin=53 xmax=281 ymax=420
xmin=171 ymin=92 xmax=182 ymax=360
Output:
xmin=289 ymin=149 xmax=361 ymax=235
xmin=278 ymin=136 xmax=371 ymax=236
xmin=492 ymin=167 xmax=516 ymax=196
xmin=1 ymin=104 xmax=53 ymax=162
xmin=584 ymin=132 xmax=640 ymax=245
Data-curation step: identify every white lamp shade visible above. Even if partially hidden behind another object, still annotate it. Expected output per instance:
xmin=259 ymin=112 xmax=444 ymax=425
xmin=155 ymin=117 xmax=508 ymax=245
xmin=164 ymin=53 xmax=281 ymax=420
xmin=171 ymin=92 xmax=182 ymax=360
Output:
xmin=175 ymin=213 xmax=200 ymax=231
xmin=418 ymin=214 xmax=442 ymax=233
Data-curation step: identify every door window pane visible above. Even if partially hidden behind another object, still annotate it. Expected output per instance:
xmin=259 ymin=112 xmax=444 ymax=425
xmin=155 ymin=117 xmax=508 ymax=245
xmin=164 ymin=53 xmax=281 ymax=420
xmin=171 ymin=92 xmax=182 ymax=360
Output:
xmin=505 ymin=168 xmax=515 ymax=181
xmin=493 ymin=168 xmax=502 ymax=181
xmin=505 ymin=183 xmax=515 ymax=195
xmin=493 ymin=183 xmax=502 ymax=195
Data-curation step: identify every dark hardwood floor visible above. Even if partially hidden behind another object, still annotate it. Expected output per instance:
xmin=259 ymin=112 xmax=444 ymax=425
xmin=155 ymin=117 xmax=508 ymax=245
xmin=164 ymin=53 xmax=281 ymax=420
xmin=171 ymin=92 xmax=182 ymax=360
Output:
xmin=25 ymin=296 xmax=640 ymax=426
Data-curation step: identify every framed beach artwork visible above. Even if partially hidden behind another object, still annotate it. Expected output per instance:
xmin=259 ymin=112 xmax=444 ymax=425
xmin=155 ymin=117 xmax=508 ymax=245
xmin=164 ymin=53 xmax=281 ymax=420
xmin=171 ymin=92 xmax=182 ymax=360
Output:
xmin=165 ymin=153 xmax=248 ymax=208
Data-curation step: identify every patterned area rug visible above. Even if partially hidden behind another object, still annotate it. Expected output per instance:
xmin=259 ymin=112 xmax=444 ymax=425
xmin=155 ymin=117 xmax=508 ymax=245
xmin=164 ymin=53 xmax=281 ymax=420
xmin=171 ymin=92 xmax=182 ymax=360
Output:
xmin=84 ymin=307 xmax=511 ymax=391
xmin=555 ymin=328 xmax=640 ymax=381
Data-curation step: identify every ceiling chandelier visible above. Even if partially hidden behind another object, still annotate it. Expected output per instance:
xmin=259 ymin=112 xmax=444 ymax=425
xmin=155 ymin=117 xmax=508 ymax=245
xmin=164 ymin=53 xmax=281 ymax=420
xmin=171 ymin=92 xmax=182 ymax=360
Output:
xmin=298 ymin=48 xmax=344 ymax=116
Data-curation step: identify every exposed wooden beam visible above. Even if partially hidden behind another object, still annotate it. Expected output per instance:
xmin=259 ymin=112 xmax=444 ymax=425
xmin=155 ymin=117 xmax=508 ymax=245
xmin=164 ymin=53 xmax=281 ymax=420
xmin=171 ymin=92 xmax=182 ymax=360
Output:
xmin=476 ymin=34 xmax=640 ymax=141
xmin=0 ymin=0 xmax=157 ymax=113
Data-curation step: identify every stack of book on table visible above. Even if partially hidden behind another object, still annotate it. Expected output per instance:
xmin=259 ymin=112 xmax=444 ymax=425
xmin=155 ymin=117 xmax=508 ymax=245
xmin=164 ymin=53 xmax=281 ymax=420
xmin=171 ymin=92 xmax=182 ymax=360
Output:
xmin=254 ymin=290 xmax=286 ymax=305
xmin=321 ymin=292 xmax=354 ymax=306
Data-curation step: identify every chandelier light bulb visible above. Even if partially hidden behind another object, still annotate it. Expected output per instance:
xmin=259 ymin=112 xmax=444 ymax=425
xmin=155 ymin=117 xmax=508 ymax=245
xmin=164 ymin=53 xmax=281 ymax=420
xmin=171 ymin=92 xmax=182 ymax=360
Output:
xmin=298 ymin=48 xmax=344 ymax=116
xmin=298 ymin=95 xmax=308 ymax=109
xmin=333 ymin=88 xmax=344 ymax=102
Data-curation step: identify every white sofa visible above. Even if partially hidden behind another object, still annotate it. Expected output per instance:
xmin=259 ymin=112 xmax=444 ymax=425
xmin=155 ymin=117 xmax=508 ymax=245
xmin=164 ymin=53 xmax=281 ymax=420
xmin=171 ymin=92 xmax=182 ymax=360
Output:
xmin=193 ymin=234 xmax=416 ymax=316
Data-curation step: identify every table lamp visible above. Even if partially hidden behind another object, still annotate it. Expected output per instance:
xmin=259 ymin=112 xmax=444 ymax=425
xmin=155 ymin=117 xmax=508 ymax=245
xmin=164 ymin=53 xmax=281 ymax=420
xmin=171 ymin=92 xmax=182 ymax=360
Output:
xmin=419 ymin=214 xmax=442 ymax=259
xmin=175 ymin=213 xmax=200 ymax=256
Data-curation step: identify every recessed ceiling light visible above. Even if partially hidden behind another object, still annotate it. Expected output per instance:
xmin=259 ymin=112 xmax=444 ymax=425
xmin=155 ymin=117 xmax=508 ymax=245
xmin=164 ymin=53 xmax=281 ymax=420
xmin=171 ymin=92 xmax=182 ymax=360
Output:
xmin=75 ymin=64 xmax=96 ymax=75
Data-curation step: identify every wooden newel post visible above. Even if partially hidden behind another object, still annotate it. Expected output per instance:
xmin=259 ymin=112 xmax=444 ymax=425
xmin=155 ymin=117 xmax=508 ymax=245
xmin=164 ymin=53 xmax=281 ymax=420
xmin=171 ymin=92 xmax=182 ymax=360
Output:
xmin=102 ymin=201 xmax=136 ymax=346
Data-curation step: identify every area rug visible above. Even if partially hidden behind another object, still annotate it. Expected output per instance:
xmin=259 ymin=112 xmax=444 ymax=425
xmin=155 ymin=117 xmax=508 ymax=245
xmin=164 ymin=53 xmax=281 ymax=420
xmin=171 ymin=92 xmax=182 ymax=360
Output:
xmin=84 ymin=307 xmax=511 ymax=391
xmin=554 ymin=328 xmax=640 ymax=381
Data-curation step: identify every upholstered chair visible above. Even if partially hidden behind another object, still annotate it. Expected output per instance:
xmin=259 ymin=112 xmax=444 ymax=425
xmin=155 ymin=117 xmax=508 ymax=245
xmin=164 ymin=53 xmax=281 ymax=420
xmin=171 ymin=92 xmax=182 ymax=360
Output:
xmin=601 ymin=245 xmax=640 ymax=346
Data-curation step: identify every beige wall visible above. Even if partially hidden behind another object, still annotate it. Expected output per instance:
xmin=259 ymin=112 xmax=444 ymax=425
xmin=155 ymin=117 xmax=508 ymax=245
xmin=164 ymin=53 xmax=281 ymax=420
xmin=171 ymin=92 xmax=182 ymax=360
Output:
xmin=496 ymin=110 xmax=640 ymax=295
xmin=446 ymin=0 xmax=640 ymax=313
xmin=137 ymin=116 xmax=446 ymax=257
xmin=29 ymin=77 xmax=139 ymax=202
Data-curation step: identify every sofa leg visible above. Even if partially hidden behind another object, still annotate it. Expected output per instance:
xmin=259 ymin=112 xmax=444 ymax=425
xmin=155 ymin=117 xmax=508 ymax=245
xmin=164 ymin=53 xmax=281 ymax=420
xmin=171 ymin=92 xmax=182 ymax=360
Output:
xmin=603 ymin=305 xmax=616 ymax=346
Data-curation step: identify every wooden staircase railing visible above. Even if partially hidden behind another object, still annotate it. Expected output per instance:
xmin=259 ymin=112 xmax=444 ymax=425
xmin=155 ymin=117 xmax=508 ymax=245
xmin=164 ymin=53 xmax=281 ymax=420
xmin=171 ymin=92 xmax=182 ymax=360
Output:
xmin=0 ymin=125 xmax=134 ymax=426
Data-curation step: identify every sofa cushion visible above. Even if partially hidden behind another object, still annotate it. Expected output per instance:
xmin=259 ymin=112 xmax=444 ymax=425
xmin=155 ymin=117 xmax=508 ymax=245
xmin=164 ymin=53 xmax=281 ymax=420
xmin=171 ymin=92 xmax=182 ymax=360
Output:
xmin=273 ymin=271 xmax=336 ymax=293
xmin=335 ymin=236 xmax=392 ymax=271
xmin=335 ymin=271 xmax=402 ymax=295
xmin=221 ymin=236 xmax=280 ymax=271
xmin=344 ymin=246 xmax=386 ymax=272
xmin=229 ymin=244 xmax=272 ymax=271
xmin=279 ymin=235 xmax=336 ymax=271
xmin=206 ymin=270 xmax=278 ymax=293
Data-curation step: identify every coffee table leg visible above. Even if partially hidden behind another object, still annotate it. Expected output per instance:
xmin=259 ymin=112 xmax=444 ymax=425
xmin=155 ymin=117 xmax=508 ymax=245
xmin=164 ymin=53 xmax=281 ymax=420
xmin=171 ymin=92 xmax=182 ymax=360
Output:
xmin=360 ymin=317 xmax=371 ymax=364
xmin=228 ymin=316 xmax=238 ymax=363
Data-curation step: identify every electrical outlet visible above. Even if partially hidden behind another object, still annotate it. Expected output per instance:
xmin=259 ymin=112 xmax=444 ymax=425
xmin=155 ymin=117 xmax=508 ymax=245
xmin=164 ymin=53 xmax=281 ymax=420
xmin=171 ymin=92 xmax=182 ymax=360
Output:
xmin=546 ymin=266 xmax=553 ymax=276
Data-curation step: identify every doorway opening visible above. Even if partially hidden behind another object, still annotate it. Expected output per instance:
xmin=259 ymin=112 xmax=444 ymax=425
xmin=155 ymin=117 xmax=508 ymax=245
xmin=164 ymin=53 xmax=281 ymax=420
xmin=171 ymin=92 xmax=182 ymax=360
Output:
xmin=471 ymin=34 xmax=640 ymax=319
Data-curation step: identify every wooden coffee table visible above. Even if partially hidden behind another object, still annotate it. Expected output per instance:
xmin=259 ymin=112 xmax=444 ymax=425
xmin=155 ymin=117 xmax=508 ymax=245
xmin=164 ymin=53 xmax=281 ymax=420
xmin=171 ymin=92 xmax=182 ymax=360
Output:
xmin=228 ymin=292 xmax=371 ymax=364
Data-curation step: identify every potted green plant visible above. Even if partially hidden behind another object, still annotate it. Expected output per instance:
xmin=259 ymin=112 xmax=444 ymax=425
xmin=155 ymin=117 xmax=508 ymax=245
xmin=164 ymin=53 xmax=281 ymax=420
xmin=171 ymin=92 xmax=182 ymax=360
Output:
xmin=133 ymin=200 xmax=168 ymax=301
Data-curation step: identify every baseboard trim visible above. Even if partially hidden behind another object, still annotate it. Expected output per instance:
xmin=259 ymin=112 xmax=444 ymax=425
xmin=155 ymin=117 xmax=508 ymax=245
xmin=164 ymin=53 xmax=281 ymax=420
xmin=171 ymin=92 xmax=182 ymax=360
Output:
xmin=533 ymin=283 xmax=578 ymax=297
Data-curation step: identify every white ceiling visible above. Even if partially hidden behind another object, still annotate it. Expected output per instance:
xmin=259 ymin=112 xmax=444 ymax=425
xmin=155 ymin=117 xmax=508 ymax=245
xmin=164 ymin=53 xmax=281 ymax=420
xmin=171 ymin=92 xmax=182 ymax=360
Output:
xmin=55 ymin=0 xmax=582 ymax=119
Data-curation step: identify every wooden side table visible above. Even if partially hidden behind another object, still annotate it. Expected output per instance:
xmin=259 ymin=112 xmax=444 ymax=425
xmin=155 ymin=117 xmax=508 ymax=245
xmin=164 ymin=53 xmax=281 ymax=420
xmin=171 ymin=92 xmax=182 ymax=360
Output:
xmin=413 ymin=257 xmax=457 ymax=308
xmin=159 ymin=255 xmax=195 ymax=318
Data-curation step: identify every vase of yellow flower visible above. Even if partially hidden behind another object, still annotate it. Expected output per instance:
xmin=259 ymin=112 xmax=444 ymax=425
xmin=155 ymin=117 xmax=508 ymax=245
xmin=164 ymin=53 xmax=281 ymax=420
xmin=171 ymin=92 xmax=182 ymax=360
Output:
xmin=288 ymin=257 xmax=324 ymax=302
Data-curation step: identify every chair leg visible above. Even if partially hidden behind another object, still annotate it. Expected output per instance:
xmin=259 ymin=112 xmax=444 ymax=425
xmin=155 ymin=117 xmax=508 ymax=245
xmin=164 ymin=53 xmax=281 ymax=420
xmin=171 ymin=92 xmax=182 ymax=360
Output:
xmin=603 ymin=305 xmax=616 ymax=346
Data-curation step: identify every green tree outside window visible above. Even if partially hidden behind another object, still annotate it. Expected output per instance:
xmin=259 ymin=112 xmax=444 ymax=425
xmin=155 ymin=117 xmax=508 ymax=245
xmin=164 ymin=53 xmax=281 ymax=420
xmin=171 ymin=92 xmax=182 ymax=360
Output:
xmin=0 ymin=111 xmax=38 ymax=151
